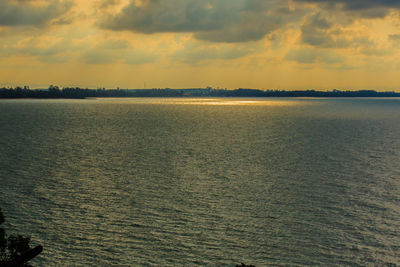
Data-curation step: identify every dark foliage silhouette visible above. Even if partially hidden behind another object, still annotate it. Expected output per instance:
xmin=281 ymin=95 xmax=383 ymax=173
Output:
xmin=0 ymin=207 xmax=41 ymax=267
xmin=236 ymin=263 xmax=256 ymax=267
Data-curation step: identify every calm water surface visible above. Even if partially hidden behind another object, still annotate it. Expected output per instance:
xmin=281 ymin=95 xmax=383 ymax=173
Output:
xmin=0 ymin=98 xmax=399 ymax=266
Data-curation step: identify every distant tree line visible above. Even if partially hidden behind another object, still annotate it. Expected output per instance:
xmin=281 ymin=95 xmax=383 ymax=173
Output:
xmin=0 ymin=86 xmax=124 ymax=99
xmin=213 ymin=88 xmax=400 ymax=97
xmin=1 ymin=86 xmax=400 ymax=99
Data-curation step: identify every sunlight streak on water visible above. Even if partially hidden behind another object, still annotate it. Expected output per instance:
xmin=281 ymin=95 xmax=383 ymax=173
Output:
xmin=89 ymin=97 xmax=311 ymax=106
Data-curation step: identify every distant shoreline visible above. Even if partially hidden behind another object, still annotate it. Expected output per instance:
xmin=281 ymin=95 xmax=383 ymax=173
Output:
xmin=1 ymin=87 xmax=400 ymax=99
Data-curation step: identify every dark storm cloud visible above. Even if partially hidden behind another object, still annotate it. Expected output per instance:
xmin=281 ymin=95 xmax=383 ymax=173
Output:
xmin=101 ymin=0 xmax=303 ymax=43
xmin=295 ymin=0 xmax=400 ymax=17
xmin=296 ymin=0 xmax=400 ymax=10
xmin=0 ymin=0 xmax=72 ymax=27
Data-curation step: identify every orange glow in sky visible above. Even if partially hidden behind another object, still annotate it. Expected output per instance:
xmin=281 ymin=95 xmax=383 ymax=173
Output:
xmin=1 ymin=0 xmax=400 ymax=90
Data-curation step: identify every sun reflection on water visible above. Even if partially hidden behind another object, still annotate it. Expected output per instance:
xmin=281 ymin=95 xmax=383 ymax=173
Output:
xmin=93 ymin=97 xmax=308 ymax=106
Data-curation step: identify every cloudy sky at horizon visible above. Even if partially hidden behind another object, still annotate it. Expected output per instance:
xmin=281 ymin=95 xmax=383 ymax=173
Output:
xmin=2 ymin=0 xmax=400 ymax=90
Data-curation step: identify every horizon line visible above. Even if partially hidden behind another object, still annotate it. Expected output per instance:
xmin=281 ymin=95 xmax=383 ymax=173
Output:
xmin=1 ymin=86 xmax=400 ymax=93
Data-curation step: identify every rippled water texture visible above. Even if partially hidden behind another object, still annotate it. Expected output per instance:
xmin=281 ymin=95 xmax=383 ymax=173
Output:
xmin=0 ymin=98 xmax=399 ymax=266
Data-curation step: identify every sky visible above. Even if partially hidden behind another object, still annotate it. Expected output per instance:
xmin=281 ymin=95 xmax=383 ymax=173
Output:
xmin=1 ymin=0 xmax=400 ymax=90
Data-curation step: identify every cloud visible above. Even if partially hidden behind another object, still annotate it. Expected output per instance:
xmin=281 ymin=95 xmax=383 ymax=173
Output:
xmin=0 ymin=37 xmax=71 ymax=62
xmin=298 ymin=12 xmax=379 ymax=52
xmin=389 ymin=34 xmax=400 ymax=44
xmin=295 ymin=0 xmax=400 ymax=17
xmin=98 ymin=0 xmax=121 ymax=9
xmin=300 ymin=13 xmax=335 ymax=47
xmin=101 ymin=0 xmax=303 ymax=43
xmin=82 ymin=39 xmax=157 ymax=64
xmin=171 ymin=42 xmax=253 ymax=64
xmin=295 ymin=0 xmax=400 ymax=9
xmin=82 ymin=50 xmax=117 ymax=64
xmin=0 ymin=0 xmax=73 ymax=27
xmin=285 ymin=48 xmax=344 ymax=64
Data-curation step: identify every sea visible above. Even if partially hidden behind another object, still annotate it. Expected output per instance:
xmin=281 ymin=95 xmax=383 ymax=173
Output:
xmin=0 ymin=97 xmax=399 ymax=266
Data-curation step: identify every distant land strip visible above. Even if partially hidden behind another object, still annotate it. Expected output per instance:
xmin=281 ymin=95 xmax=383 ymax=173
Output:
xmin=1 ymin=86 xmax=400 ymax=99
